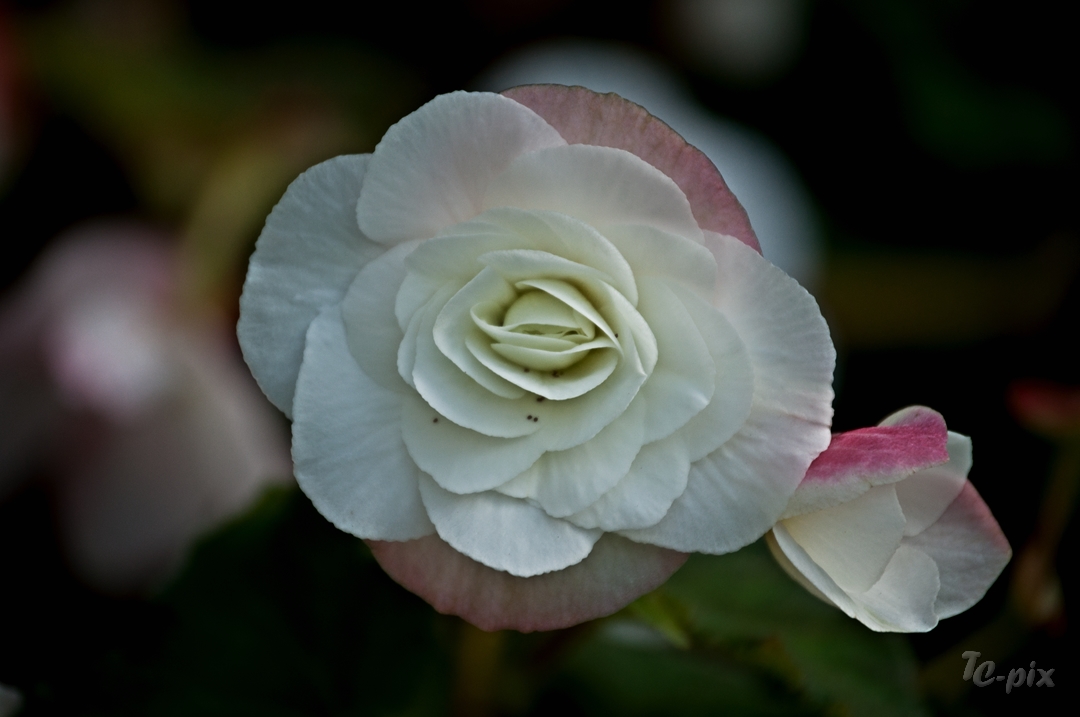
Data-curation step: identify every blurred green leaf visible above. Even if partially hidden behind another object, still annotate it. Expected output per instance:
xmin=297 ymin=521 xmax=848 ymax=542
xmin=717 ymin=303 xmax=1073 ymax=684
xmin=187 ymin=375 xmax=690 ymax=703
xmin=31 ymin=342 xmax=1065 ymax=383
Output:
xmin=137 ymin=487 xmax=453 ymax=717
xmin=554 ymin=542 xmax=928 ymax=717
xmin=846 ymin=0 xmax=1072 ymax=166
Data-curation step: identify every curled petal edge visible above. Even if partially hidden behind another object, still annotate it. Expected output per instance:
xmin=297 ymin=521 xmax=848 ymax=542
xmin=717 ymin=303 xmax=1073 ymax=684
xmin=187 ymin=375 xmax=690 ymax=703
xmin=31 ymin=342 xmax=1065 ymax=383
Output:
xmin=369 ymin=533 xmax=687 ymax=632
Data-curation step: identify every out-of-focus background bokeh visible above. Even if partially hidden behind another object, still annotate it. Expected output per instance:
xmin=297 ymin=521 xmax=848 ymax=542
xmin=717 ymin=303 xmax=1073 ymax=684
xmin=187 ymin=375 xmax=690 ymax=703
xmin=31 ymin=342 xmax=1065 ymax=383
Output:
xmin=1 ymin=1 xmax=1076 ymax=715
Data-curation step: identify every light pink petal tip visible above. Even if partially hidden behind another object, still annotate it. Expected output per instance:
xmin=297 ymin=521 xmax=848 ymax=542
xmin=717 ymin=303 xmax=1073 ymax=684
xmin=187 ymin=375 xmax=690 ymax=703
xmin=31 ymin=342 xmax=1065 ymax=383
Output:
xmin=805 ymin=406 xmax=949 ymax=486
xmin=783 ymin=406 xmax=949 ymax=519
xmin=907 ymin=481 xmax=1012 ymax=619
xmin=503 ymin=84 xmax=759 ymax=253
xmin=369 ymin=534 xmax=687 ymax=632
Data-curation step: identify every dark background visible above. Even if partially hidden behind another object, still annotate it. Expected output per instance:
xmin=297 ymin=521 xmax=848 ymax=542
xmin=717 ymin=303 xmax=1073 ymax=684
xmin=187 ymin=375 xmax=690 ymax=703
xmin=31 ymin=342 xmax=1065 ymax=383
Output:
xmin=1 ymin=1 xmax=1076 ymax=715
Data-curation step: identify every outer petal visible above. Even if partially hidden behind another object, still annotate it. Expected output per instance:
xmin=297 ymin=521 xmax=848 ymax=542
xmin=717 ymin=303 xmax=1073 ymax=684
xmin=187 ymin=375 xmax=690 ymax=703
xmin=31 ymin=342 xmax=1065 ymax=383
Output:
xmin=668 ymin=284 xmax=754 ymax=463
xmin=783 ymin=406 xmax=950 ymax=519
xmin=341 ymin=239 xmax=422 ymax=392
xmin=602 ymin=224 xmax=717 ymax=297
xmin=417 ymin=476 xmax=601 ymax=577
xmin=503 ymin=84 xmax=759 ymax=252
xmin=369 ymin=533 xmax=688 ymax=632
xmin=401 ymin=393 xmax=546 ymax=494
xmin=357 ymin=92 xmax=566 ymax=244
xmin=483 ymin=144 xmax=703 ymax=244
xmin=894 ymin=431 xmax=970 ymax=536
xmin=292 ymin=305 xmax=434 ymax=541
xmin=782 ymin=485 xmax=906 ymax=593
xmin=906 ymin=481 xmax=1011 ymax=619
xmin=239 ymin=155 xmax=380 ymax=417
xmin=569 ymin=434 xmax=691 ymax=531
xmin=502 ymin=396 xmax=647 ymax=518
xmin=623 ymin=235 xmax=834 ymax=553
xmin=853 ymin=545 xmax=940 ymax=632
xmin=633 ymin=277 xmax=714 ymax=444
xmin=770 ymin=522 xmax=859 ymax=617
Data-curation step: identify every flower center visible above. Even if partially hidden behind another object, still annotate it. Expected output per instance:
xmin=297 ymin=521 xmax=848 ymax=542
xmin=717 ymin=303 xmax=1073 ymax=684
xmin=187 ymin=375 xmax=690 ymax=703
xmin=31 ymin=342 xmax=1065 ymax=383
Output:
xmin=490 ymin=290 xmax=600 ymax=372
xmin=502 ymin=290 xmax=596 ymax=342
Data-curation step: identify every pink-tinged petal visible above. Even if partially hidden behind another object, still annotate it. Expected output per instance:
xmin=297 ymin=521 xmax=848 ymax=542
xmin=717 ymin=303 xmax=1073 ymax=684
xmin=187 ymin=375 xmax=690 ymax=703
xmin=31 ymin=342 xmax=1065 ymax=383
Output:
xmin=503 ymin=84 xmax=759 ymax=252
xmin=417 ymin=476 xmax=601 ymax=577
xmin=482 ymin=144 xmax=702 ymax=244
xmin=894 ymin=432 xmax=970 ymax=536
xmin=292 ymin=306 xmax=434 ymax=542
xmin=783 ymin=405 xmax=949 ymax=519
xmin=357 ymin=92 xmax=565 ymax=244
xmin=239 ymin=155 xmax=381 ymax=417
xmin=369 ymin=533 xmax=688 ymax=632
xmin=783 ymin=485 xmax=906 ymax=593
xmin=905 ymin=481 xmax=1011 ymax=620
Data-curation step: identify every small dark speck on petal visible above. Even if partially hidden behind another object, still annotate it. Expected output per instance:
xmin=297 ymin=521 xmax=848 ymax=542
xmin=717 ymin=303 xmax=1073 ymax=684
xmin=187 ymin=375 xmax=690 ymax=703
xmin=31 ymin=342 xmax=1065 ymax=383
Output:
xmin=536 ymin=396 xmax=544 ymax=402
xmin=527 ymin=415 xmax=533 ymax=420
xmin=532 ymin=416 xmax=539 ymax=422
xmin=432 ymin=417 xmax=438 ymax=423
xmin=615 ymin=333 xmax=619 ymax=338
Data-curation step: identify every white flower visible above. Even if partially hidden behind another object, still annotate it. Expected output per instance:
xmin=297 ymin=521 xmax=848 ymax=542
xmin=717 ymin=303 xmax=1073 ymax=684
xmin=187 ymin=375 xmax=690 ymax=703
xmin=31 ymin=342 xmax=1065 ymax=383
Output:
xmin=239 ymin=86 xmax=835 ymax=630
xmin=768 ymin=406 xmax=1012 ymax=632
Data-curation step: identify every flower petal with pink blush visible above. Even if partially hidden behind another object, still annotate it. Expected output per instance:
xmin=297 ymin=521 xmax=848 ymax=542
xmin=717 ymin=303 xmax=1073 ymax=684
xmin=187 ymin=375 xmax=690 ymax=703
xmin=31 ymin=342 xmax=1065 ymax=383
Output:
xmin=292 ymin=306 xmax=434 ymax=541
xmin=502 ymin=84 xmax=759 ymax=252
xmin=369 ymin=533 xmax=688 ymax=632
xmin=417 ymin=475 xmax=601 ymax=577
xmin=782 ymin=406 xmax=950 ymax=519
xmin=906 ymin=481 xmax=1012 ymax=619
xmin=239 ymin=155 xmax=381 ymax=417
xmin=770 ymin=410 xmax=1010 ymax=632
xmin=484 ymin=144 xmax=703 ymax=244
xmin=357 ymin=92 xmax=565 ymax=244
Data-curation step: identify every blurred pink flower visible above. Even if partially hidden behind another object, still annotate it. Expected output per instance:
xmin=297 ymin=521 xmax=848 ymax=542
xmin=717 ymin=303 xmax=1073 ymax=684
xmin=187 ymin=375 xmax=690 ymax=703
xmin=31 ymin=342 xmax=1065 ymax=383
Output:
xmin=1009 ymin=379 xmax=1080 ymax=440
xmin=768 ymin=407 xmax=1011 ymax=632
xmin=0 ymin=224 xmax=291 ymax=593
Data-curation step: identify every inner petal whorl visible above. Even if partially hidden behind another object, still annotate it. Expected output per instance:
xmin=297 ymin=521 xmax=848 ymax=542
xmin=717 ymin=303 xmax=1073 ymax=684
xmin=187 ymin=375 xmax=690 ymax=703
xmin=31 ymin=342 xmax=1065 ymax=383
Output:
xmin=491 ymin=291 xmax=603 ymax=372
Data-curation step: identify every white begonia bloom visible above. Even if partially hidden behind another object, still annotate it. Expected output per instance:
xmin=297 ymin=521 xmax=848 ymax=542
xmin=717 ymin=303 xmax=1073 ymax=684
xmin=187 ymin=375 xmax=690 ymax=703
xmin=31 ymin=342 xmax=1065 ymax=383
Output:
xmin=239 ymin=86 xmax=835 ymax=631
xmin=768 ymin=406 xmax=1012 ymax=632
